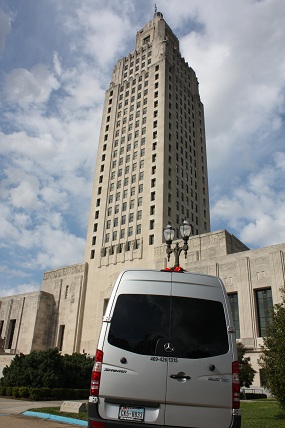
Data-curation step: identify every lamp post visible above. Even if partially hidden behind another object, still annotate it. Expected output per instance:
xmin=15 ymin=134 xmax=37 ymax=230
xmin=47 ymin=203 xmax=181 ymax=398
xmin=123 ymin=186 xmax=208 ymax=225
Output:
xmin=163 ymin=220 xmax=192 ymax=268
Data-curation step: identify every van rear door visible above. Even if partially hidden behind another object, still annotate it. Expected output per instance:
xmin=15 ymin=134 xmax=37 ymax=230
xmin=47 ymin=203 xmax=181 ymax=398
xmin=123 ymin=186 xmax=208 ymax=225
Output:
xmin=97 ymin=270 xmax=172 ymax=425
xmin=165 ymin=273 xmax=233 ymax=428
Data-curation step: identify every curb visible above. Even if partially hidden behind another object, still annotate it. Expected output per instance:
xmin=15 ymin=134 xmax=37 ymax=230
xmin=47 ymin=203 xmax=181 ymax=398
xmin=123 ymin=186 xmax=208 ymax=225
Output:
xmin=23 ymin=410 xmax=88 ymax=426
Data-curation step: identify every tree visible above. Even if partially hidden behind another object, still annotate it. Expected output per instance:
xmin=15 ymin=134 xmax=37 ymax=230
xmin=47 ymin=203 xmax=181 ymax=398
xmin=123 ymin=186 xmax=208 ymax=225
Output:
xmin=237 ymin=342 xmax=256 ymax=388
xmin=62 ymin=352 xmax=94 ymax=389
xmin=0 ymin=348 xmax=93 ymax=389
xmin=1 ymin=348 xmax=64 ymax=388
xmin=259 ymin=290 xmax=285 ymax=409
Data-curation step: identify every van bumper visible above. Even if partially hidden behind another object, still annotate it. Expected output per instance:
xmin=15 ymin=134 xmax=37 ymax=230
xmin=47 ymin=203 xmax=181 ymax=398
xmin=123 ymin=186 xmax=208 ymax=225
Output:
xmin=88 ymin=403 xmax=241 ymax=428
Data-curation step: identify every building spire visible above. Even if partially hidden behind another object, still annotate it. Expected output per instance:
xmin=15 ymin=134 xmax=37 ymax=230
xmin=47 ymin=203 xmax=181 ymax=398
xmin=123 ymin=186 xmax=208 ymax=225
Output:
xmin=154 ymin=3 xmax=163 ymax=18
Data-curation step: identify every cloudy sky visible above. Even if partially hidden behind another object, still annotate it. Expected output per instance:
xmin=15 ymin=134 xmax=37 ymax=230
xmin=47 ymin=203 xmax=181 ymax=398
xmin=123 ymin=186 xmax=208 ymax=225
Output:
xmin=0 ymin=0 xmax=284 ymax=297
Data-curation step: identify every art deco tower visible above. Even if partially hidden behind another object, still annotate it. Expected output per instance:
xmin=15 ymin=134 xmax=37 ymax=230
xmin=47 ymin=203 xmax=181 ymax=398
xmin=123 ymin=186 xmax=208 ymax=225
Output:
xmin=81 ymin=11 xmax=210 ymax=352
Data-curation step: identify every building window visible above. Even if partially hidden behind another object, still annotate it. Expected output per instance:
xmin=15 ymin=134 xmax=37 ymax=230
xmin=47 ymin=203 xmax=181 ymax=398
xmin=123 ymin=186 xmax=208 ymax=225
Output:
xmin=256 ymin=288 xmax=273 ymax=337
xmin=228 ymin=293 xmax=240 ymax=339
xmin=128 ymin=226 xmax=133 ymax=237
xmin=137 ymin=210 xmax=142 ymax=220
xmin=143 ymin=35 xmax=150 ymax=44
xmin=105 ymin=233 xmax=110 ymax=243
xmin=58 ymin=325 xmax=65 ymax=352
xmin=129 ymin=213 xmax=134 ymax=222
xmin=138 ymin=197 xmax=143 ymax=206
xmin=149 ymin=234 xmax=154 ymax=245
xmin=139 ymin=184 xmax=143 ymax=193
xmin=64 ymin=285 xmax=69 ymax=300
xmin=150 ymin=205 xmax=155 ymax=215
xmin=150 ymin=219 xmax=155 ymax=230
xmin=137 ymin=224 xmax=142 ymax=234
xmin=90 ymin=249 xmax=95 ymax=259
xmin=5 ymin=319 xmax=16 ymax=349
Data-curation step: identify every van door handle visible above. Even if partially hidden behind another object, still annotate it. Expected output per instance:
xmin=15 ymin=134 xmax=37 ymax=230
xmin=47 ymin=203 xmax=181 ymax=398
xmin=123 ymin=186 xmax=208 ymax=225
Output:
xmin=170 ymin=374 xmax=191 ymax=380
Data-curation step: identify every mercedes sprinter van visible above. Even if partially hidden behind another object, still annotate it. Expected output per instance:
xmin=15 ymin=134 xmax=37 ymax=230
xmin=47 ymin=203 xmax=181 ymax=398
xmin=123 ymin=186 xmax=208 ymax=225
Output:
xmin=88 ymin=269 xmax=241 ymax=428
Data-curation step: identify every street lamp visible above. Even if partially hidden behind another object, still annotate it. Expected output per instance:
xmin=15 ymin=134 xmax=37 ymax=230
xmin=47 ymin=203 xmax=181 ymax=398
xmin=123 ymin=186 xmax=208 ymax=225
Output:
xmin=163 ymin=220 xmax=192 ymax=268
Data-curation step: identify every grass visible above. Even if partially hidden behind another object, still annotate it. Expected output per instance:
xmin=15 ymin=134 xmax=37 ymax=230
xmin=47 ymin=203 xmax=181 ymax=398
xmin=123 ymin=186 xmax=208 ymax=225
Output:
xmin=241 ymin=400 xmax=285 ymax=427
xmin=29 ymin=401 xmax=285 ymax=427
xmin=28 ymin=406 xmax=88 ymax=421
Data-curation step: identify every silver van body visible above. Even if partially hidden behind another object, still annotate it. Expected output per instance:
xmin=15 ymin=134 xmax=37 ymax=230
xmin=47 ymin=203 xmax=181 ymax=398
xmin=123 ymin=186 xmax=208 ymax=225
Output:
xmin=88 ymin=269 xmax=241 ymax=428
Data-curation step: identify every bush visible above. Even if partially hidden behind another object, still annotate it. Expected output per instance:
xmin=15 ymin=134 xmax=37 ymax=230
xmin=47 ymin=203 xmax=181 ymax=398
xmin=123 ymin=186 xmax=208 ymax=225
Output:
xmin=12 ymin=387 xmax=20 ymax=398
xmin=29 ymin=388 xmax=44 ymax=401
xmin=51 ymin=388 xmax=65 ymax=399
xmin=6 ymin=386 xmax=12 ymax=396
xmin=0 ymin=348 xmax=93 ymax=390
xmin=0 ymin=386 xmax=6 ymax=396
xmin=240 ymin=393 xmax=267 ymax=400
xmin=259 ymin=290 xmax=285 ymax=410
xmin=18 ymin=387 xmax=29 ymax=398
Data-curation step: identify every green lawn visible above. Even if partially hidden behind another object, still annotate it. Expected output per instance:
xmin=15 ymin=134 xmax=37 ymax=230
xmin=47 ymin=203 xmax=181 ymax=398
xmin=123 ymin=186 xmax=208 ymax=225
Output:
xmin=241 ymin=400 xmax=285 ymax=427
xmin=30 ymin=401 xmax=285 ymax=427
xmin=28 ymin=406 xmax=88 ymax=421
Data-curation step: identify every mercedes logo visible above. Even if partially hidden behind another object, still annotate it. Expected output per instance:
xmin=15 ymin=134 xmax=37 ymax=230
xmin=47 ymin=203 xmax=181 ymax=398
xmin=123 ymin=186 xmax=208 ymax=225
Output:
xmin=164 ymin=342 xmax=174 ymax=353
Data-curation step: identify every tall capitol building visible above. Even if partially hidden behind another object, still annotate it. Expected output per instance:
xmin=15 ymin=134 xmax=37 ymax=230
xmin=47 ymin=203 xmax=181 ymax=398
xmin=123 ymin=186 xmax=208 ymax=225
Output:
xmin=81 ymin=11 xmax=210 ymax=351
xmin=2 ymin=10 xmax=282 ymax=386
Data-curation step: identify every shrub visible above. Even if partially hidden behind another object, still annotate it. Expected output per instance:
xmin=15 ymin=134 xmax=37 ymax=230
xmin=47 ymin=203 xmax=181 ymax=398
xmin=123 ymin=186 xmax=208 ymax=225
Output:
xmin=51 ymin=388 xmax=65 ymax=399
xmin=18 ymin=387 xmax=29 ymax=398
xmin=12 ymin=387 xmax=20 ymax=398
xmin=6 ymin=386 xmax=12 ymax=396
xmin=0 ymin=386 xmax=6 ymax=396
xmin=1 ymin=348 xmax=93 ymax=390
xmin=29 ymin=388 xmax=43 ymax=401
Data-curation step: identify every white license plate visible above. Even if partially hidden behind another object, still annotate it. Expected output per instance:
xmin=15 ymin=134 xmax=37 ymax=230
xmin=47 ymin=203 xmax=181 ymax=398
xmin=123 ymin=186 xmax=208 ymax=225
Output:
xmin=118 ymin=405 xmax=145 ymax=421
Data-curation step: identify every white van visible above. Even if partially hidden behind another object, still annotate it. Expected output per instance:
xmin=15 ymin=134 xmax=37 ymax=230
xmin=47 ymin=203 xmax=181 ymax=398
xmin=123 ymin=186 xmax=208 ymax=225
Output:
xmin=88 ymin=269 xmax=241 ymax=428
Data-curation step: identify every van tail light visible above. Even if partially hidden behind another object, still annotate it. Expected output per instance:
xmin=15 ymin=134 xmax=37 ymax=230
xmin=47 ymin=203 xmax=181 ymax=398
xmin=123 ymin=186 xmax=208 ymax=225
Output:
xmin=232 ymin=361 xmax=240 ymax=409
xmin=90 ymin=349 xmax=103 ymax=397
xmin=90 ymin=422 xmax=105 ymax=428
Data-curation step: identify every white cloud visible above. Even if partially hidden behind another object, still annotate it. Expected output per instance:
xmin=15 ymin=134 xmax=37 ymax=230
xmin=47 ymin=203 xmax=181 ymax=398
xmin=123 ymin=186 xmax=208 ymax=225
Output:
xmin=0 ymin=8 xmax=12 ymax=55
xmin=0 ymin=282 xmax=40 ymax=298
xmin=1 ymin=0 xmax=285 ymax=297
xmin=211 ymin=153 xmax=285 ymax=247
xmin=4 ymin=64 xmax=60 ymax=107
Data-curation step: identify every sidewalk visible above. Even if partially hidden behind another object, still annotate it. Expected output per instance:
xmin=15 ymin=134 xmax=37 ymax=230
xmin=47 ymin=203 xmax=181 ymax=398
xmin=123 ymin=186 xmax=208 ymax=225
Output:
xmin=0 ymin=397 xmax=88 ymax=426
xmin=0 ymin=397 xmax=64 ymax=414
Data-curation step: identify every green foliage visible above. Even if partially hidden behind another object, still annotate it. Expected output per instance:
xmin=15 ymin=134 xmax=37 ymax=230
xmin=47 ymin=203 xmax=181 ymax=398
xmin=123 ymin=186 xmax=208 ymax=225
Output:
xmin=1 ymin=348 xmax=64 ymax=388
xmin=0 ymin=348 xmax=93 ymax=390
xmin=18 ymin=386 xmax=29 ymax=398
xmin=259 ymin=291 xmax=285 ymax=410
xmin=241 ymin=400 xmax=285 ymax=428
xmin=237 ymin=342 xmax=256 ymax=387
xmin=62 ymin=352 xmax=94 ymax=389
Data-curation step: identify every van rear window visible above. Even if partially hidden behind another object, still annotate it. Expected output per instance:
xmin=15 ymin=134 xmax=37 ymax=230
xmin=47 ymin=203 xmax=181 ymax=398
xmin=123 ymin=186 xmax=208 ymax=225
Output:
xmin=108 ymin=294 xmax=229 ymax=358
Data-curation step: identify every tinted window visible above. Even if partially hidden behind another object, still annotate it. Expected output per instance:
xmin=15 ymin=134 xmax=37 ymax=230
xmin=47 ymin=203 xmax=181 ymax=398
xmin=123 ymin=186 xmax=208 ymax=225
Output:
xmin=170 ymin=297 xmax=229 ymax=358
xmin=108 ymin=294 xmax=228 ymax=358
xmin=108 ymin=294 xmax=170 ymax=355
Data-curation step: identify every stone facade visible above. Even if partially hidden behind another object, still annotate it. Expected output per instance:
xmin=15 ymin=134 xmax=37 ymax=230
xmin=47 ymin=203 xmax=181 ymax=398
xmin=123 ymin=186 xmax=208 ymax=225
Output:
xmin=0 ymin=231 xmax=284 ymax=386
xmin=0 ymin=262 xmax=87 ymax=374
xmin=0 ymin=13 xmax=283 ymax=388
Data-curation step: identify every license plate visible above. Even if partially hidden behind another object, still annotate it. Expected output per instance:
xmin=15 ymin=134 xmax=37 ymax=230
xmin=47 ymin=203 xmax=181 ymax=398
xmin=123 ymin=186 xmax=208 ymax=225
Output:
xmin=118 ymin=405 xmax=145 ymax=421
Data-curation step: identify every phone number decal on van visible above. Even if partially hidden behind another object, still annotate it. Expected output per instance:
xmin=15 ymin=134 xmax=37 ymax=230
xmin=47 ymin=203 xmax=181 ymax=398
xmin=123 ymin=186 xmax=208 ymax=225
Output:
xmin=150 ymin=357 xmax=178 ymax=362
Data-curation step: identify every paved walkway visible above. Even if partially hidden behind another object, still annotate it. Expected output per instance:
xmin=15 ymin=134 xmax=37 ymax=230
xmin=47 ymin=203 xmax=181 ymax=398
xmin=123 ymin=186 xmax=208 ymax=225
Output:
xmin=0 ymin=397 xmax=65 ymax=414
xmin=0 ymin=397 xmax=88 ymax=426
